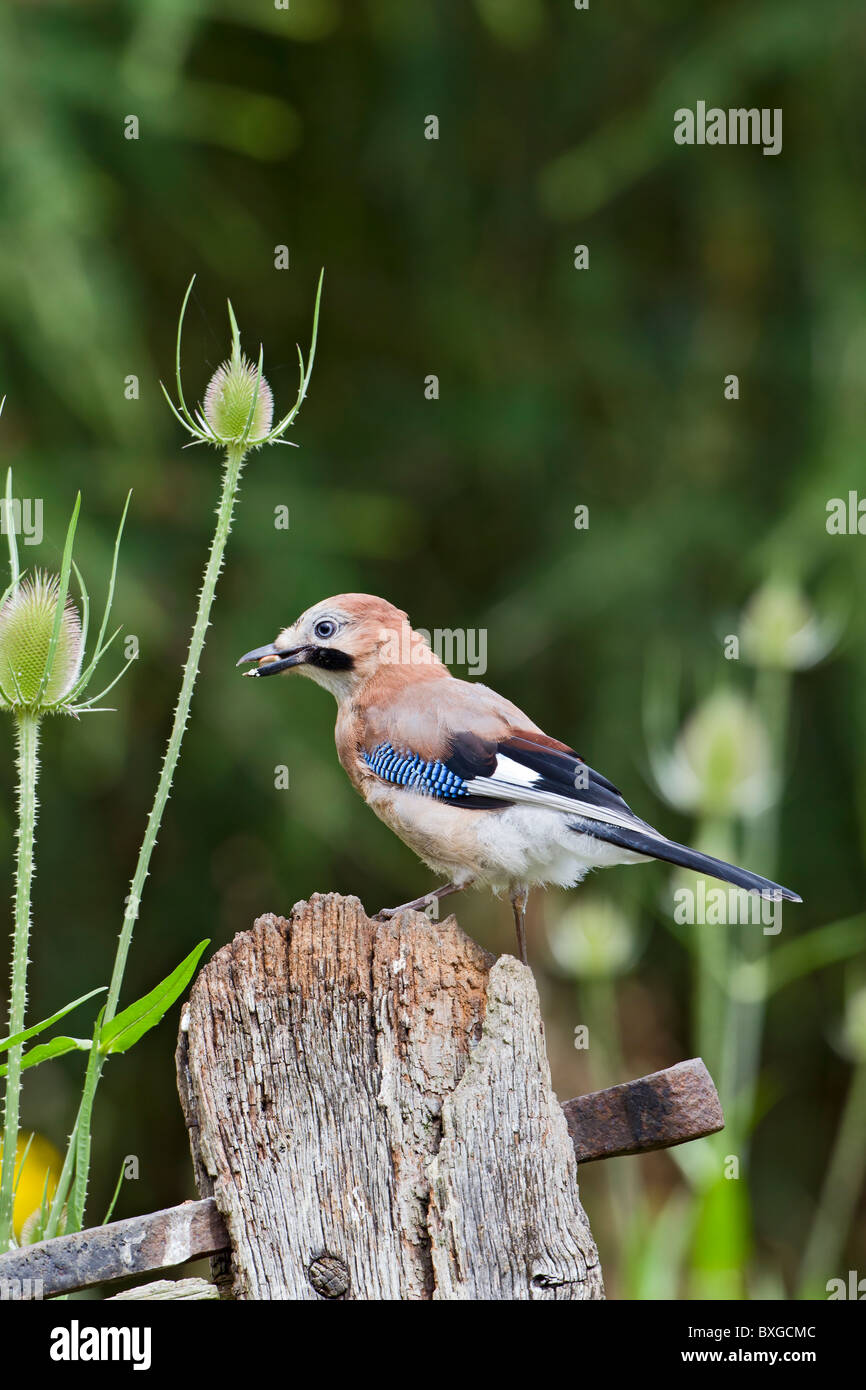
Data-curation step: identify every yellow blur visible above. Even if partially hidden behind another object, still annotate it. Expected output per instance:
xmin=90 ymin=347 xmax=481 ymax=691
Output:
xmin=0 ymin=1132 xmax=61 ymax=1241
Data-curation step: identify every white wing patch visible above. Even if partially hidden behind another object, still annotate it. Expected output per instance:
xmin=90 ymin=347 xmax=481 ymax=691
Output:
xmin=465 ymin=755 xmax=668 ymax=841
xmin=487 ymin=754 xmax=540 ymax=788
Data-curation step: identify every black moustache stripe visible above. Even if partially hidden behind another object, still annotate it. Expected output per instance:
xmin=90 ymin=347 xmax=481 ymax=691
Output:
xmin=307 ymin=646 xmax=354 ymax=672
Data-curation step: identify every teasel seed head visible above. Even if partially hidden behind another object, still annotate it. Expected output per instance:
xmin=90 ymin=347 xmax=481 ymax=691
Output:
xmin=161 ymin=271 xmax=323 ymax=452
xmin=202 ymin=350 xmax=274 ymax=446
xmin=0 ymin=573 xmax=84 ymax=709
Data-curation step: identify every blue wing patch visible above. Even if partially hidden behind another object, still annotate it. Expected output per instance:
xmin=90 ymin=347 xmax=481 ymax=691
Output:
xmin=363 ymin=741 xmax=470 ymax=800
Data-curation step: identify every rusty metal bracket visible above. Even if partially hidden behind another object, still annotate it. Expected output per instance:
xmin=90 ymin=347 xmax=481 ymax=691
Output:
xmin=0 ymin=1198 xmax=227 ymax=1298
xmin=562 ymin=1057 xmax=724 ymax=1164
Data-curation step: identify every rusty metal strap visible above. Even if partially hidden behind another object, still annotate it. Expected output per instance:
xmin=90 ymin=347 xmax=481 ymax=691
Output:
xmin=562 ymin=1057 xmax=724 ymax=1164
xmin=0 ymin=1198 xmax=227 ymax=1298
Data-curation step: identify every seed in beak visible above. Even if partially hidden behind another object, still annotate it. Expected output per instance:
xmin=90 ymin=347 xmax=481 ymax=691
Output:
xmin=244 ymin=653 xmax=280 ymax=676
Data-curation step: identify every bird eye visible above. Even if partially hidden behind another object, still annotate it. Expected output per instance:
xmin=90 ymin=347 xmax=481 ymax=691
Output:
xmin=314 ymin=619 xmax=337 ymax=640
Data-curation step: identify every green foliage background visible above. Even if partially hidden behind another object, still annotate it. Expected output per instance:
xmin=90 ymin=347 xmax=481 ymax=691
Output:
xmin=0 ymin=0 xmax=864 ymax=1297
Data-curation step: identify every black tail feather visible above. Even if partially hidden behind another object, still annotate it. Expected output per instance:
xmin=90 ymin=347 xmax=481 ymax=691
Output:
xmin=570 ymin=818 xmax=802 ymax=903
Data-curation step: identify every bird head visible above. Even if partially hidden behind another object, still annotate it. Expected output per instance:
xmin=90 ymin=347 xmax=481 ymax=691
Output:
xmin=237 ymin=593 xmax=443 ymax=701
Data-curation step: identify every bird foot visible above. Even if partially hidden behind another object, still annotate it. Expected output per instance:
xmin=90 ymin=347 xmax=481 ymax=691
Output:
xmin=371 ymin=881 xmax=463 ymax=923
xmin=372 ymin=895 xmax=439 ymax=923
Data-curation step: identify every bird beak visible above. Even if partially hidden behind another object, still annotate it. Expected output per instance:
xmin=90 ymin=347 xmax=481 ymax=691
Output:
xmin=236 ymin=642 xmax=311 ymax=677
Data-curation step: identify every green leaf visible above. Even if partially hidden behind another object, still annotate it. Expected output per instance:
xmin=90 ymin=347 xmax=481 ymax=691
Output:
xmin=99 ymin=939 xmax=210 ymax=1055
xmin=102 ymin=1158 xmax=127 ymax=1225
xmin=0 ymin=1036 xmax=91 ymax=1077
xmin=175 ymin=276 xmax=197 ymax=425
xmin=11 ymin=1131 xmax=35 ymax=1201
xmin=20 ymin=1167 xmax=55 ymax=1246
xmin=37 ymin=490 xmax=80 ymax=703
xmin=71 ymin=558 xmax=90 ymax=671
xmin=0 ymin=987 xmax=106 ymax=1053
xmin=5 ymin=463 xmax=19 ymax=588
xmin=67 ymin=490 xmax=132 ymax=701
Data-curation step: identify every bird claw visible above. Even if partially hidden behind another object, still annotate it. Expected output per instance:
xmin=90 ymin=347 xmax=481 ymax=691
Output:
xmin=371 ymin=897 xmax=438 ymax=923
xmin=372 ymin=884 xmax=461 ymax=924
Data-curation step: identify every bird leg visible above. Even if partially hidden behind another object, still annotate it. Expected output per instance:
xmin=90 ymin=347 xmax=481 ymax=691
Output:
xmin=373 ymin=881 xmax=465 ymax=923
xmin=510 ymin=885 xmax=530 ymax=965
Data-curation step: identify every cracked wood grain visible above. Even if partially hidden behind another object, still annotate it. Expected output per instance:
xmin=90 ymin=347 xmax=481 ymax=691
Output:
xmin=428 ymin=956 xmax=603 ymax=1300
xmin=177 ymin=893 xmax=603 ymax=1300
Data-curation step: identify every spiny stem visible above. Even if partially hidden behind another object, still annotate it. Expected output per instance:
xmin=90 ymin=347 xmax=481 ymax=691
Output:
xmin=0 ymin=712 xmax=41 ymax=1249
xmin=47 ymin=443 xmax=247 ymax=1235
xmin=105 ymin=441 xmax=245 ymax=1023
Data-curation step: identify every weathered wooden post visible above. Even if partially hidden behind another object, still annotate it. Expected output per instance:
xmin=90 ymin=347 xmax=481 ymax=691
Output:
xmin=176 ymin=893 xmax=605 ymax=1300
xmin=0 ymin=891 xmax=721 ymax=1298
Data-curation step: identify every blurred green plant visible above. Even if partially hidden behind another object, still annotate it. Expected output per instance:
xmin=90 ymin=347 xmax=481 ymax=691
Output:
xmin=798 ymin=979 xmax=866 ymax=1296
xmin=649 ymin=578 xmax=858 ymax=1298
xmin=548 ymin=894 xmax=644 ymax=1263
xmin=551 ymin=576 xmax=863 ymax=1299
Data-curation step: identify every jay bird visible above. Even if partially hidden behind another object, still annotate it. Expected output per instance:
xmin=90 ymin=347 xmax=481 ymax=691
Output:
xmin=238 ymin=594 xmax=800 ymax=963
